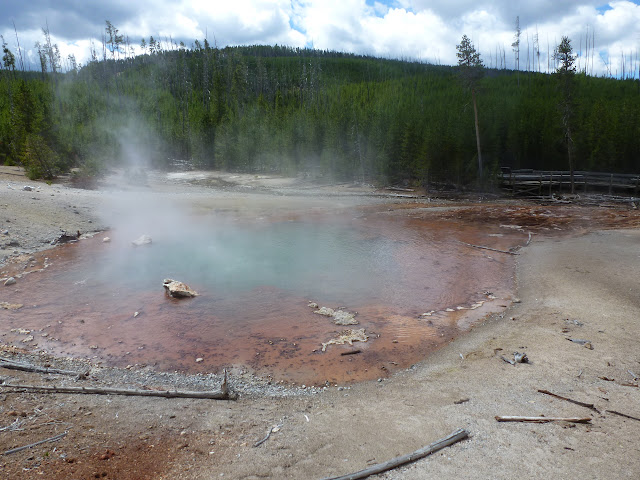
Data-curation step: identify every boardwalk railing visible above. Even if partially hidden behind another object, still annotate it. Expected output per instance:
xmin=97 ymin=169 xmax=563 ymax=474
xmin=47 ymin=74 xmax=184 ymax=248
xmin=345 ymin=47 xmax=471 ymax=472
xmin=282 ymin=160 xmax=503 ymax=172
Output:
xmin=501 ymin=169 xmax=640 ymax=197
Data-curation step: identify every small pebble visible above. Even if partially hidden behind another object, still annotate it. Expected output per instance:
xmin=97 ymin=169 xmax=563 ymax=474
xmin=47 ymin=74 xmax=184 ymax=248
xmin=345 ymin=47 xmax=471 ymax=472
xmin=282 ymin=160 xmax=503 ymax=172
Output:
xmin=4 ymin=277 xmax=16 ymax=286
xmin=195 ymin=357 xmax=204 ymax=363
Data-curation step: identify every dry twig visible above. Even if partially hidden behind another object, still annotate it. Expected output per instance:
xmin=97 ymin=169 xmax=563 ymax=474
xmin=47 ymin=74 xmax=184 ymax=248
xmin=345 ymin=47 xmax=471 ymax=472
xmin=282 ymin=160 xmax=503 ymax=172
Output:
xmin=3 ymin=431 xmax=68 ymax=455
xmin=458 ymin=241 xmax=519 ymax=255
xmin=495 ymin=416 xmax=591 ymax=424
xmin=320 ymin=428 xmax=469 ymax=480
xmin=537 ymin=389 xmax=600 ymax=413
xmin=0 ymin=358 xmax=86 ymax=377
xmin=606 ymin=410 xmax=640 ymax=422
xmin=500 ymin=355 xmax=515 ymax=366
xmin=254 ymin=424 xmax=282 ymax=447
xmin=340 ymin=350 xmax=362 ymax=356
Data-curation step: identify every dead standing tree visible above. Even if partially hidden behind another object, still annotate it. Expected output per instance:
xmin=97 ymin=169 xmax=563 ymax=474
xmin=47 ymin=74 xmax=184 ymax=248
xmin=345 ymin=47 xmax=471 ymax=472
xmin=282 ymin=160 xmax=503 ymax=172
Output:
xmin=512 ymin=16 xmax=521 ymax=86
xmin=456 ymin=35 xmax=484 ymax=186
xmin=554 ymin=36 xmax=577 ymax=194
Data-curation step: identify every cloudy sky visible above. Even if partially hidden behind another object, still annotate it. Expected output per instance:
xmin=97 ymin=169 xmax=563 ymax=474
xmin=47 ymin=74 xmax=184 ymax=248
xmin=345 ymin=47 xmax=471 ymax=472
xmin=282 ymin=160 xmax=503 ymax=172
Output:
xmin=1 ymin=1 xmax=639 ymax=77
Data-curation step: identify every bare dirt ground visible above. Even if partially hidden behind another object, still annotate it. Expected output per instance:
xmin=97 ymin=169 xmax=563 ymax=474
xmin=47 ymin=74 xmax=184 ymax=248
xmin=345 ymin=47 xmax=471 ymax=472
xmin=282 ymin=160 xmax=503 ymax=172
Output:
xmin=1 ymin=165 xmax=639 ymax=479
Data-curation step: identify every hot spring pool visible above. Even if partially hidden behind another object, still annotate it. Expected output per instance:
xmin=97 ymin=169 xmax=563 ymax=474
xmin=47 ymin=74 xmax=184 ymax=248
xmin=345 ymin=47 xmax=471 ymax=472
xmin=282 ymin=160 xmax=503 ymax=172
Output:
xmin=2 ymin=205 xmax=522 ymax=384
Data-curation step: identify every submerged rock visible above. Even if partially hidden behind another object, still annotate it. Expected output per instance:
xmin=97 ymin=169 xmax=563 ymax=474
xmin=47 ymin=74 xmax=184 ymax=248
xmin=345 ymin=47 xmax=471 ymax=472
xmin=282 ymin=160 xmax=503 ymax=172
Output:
xmin=321 ymin=328 xmax=368 ymax=352
xmin=163 ymin=278 xmax=198 ymax=298
xmin=314 ymin=306 xmax=334 ymax=317
xmin=4 ymin=277 xmax=16 ymax=286
xmin=332 ymin=310 xmax=358 ymax=326
xmin=131 ymin=234 xmax=152 ymax=247
xmin=312 ymin=304 xmax=358 ymax=325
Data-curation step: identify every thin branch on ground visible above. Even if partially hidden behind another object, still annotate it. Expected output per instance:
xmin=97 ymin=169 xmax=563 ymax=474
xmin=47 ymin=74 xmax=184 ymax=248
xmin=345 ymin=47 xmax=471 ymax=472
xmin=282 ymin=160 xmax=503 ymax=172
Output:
xmin=320 ymin=428 xmax=469 ymax=480
xmin=537 ymin=389 xmax=600 ymax=413
xmin=3 ymin=431 xmax=68 ymax=455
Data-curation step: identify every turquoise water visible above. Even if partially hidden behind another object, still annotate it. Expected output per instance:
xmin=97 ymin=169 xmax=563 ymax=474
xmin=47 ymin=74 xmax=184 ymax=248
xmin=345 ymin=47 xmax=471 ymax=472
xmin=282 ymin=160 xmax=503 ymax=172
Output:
xmin=94 ymin=220 xmax=400 ymax=303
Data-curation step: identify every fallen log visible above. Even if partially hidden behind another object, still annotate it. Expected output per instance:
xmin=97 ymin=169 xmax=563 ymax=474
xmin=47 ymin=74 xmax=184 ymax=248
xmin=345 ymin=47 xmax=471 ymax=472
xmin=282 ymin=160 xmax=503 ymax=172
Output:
xmin=458 ymin=241 xmax=519 ymax=256
xmin=537 ymin=389 xmax=600 ymax=413
xmin=1 ymin=382 xmax=233 ymax=400
xmin=495 ymin=416 xmax=591 ymax=424
xmin=320 ymin=428 xmax=469 ymax=480
xmin=1 ymin=369 xmax=232 ymax=399
xmin=0 ymin=358 xmax=87 ymax=378
xmin=3 ymin=431 xmax=68 ymax=455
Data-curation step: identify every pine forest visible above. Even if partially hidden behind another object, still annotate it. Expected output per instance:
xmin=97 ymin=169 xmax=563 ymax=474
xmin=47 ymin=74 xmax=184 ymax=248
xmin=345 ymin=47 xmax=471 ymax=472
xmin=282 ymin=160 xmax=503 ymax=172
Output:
xmin=1 ymin=27 xmax=639 ymax=187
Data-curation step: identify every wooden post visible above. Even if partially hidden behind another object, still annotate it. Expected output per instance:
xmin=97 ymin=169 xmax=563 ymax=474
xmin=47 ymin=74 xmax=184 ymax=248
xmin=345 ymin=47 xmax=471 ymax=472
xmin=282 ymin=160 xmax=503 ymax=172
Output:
xmin=549 ymin=173 xmax=553 ymax=196
xmin=539 ymin=173 xmax=542 ymax=195
xmin=559 ymin=173 xmax=562 ymax=194
xmin=609 ymin=174 xmax=613 ymax=195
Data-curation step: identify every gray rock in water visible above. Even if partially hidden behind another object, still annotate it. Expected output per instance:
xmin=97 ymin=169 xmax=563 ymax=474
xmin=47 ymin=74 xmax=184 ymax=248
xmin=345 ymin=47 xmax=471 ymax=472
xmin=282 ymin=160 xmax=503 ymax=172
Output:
xmin=4 ymin=277 xmax=16 ymax=286
xmin=163 ymin=278 xmax=198 ymax=298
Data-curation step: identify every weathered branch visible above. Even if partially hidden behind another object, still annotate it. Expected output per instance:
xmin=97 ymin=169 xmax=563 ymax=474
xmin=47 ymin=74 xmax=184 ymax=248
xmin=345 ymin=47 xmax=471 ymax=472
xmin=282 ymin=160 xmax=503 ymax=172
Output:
xmin=254 ymin=424 xmax=282 ymax=448
xmin=320 ymin=428 xmax=469 ymax=480
xmin=538 ymin=389 xmax=600 ymax=413
xmin=3 ymin=431 xmax=67 ymax=455
xmin=340 ymin=350 xmax=362 ymax=356
xmin=495 ymin=416 xmax=591 ymax=423
xmin=458 ymin=241 xmax=519 ymax=255
xmin=0 ymin=383 xmax=233 ymax=400
xmin=606 ymin=410 xmax=640 ymax=422
xmin=500 ymin=355 xmax=515 ymax=366
xmin=0 ymin=358 xmax=87 ymax=377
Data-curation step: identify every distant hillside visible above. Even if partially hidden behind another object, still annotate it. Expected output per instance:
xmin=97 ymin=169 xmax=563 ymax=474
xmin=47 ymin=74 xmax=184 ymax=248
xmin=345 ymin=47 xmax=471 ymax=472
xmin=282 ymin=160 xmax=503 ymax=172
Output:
xmin=1 ymin=44 xmax=638 ymax=185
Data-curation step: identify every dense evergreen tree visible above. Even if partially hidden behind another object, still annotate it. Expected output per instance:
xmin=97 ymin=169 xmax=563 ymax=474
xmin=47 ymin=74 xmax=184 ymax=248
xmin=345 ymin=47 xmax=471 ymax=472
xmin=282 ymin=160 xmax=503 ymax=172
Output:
xmin=0 ymin=30 xmax=638 ymax=186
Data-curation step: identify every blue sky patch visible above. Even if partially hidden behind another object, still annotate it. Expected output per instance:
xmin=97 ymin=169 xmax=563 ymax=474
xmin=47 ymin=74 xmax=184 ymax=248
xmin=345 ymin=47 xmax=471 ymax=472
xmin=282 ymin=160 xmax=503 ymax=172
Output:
xmin=596 ymin=4 xmax=613 ymax=14
xmin=365 ymin=0 xmax=398 ymax=17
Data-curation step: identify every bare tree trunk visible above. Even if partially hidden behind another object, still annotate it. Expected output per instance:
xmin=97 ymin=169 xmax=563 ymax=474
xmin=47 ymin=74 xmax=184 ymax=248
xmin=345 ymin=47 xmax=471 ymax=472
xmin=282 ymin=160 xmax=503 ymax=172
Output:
xmin=472 ymin=88 xmax=483 ymax=184
xmin=568 ymin=124 xmax=574 ymax=193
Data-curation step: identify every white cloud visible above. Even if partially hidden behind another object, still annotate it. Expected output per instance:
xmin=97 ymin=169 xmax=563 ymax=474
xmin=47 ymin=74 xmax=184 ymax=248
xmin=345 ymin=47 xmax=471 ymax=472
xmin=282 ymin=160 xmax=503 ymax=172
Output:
xmin=1 ymin=0 xmax=638 ymax=76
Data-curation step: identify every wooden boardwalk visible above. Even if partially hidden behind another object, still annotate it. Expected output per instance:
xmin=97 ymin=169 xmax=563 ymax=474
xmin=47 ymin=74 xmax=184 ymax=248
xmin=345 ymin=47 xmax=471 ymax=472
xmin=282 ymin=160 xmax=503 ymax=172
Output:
xmin=501 ymin=169 xmax=640 ymax=197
